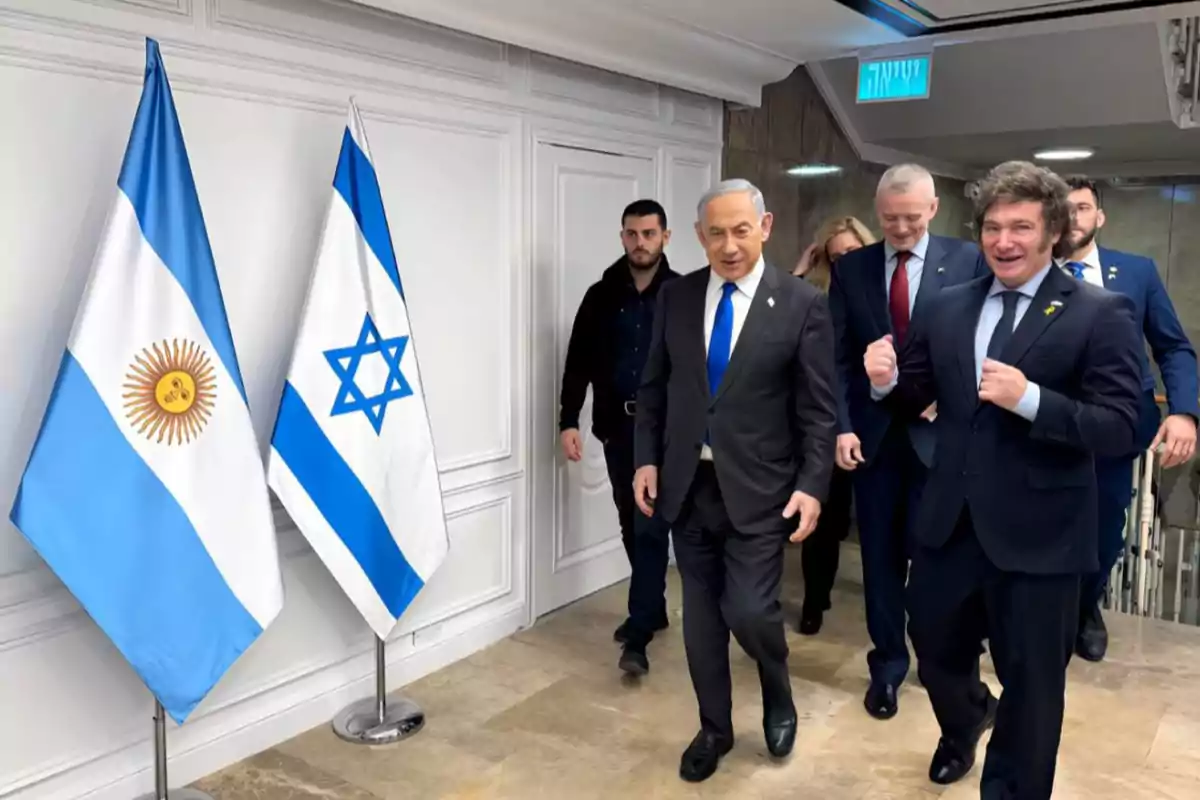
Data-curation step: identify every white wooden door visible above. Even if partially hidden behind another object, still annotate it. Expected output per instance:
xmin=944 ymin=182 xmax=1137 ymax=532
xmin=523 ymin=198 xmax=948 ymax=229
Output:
xmin=531 ymin=141 xmax=657 ymax=618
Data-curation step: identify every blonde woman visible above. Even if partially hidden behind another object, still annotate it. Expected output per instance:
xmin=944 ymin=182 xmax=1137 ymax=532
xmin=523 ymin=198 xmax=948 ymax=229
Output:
xmin=791 ymin=215 xmax=875 ymax=635
xmin=793 ymin=215 xmax=876 ymax=290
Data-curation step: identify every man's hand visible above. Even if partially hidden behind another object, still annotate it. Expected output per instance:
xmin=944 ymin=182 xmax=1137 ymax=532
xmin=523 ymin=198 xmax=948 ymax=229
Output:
xmin=1151 ymin=414 xmax=1198 ymax=468
xmin=783 ymin=491 xmax=821 ymax=543
xmin=978 ymin=359 xmax=1028 ymax=412
xmin=864 ymin=334 xmax=897 ymax=388
xmin=633 ymin=465 xmax=658 ymax=517
xmin=560 ymin=428 xmax=583 ymax=462
xmin=836 ymin=433 xmax=864 ymax=471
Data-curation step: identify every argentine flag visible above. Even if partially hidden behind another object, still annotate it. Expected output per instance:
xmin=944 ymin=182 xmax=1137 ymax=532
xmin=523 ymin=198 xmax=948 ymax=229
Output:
xmin=267 ymin=100 xmax=449 ymax=641
xmin=9 ymin=39 xmax=283 ymax=724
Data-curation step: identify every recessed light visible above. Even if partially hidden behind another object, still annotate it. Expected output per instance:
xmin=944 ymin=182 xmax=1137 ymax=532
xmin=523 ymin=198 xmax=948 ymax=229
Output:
xmin=787 ymin=164 xmax=843 ymax=177
xmin=1033 ymin=148 xmax=1094 ymax=161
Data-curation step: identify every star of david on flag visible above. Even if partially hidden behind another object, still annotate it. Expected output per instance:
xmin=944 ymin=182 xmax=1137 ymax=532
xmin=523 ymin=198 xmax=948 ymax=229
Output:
xmin=268 ymin=99 xmax=449 ymax=641
xmin=325 ymin=314 xmax=413 ymax=434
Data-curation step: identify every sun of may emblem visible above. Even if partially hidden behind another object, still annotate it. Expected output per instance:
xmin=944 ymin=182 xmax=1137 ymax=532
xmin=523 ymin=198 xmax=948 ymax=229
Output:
xmin=123 ymin=338 xmax=216 ymax=445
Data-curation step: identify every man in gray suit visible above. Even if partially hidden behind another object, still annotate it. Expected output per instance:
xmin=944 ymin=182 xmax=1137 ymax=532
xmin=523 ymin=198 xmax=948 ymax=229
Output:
xmin=633 ymin=179 xmax=838 ymax=782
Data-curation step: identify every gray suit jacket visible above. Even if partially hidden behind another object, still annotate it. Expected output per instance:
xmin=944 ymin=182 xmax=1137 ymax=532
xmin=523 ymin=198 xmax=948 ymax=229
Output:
xmin=634 ymin=262 xmax=838 ymax=534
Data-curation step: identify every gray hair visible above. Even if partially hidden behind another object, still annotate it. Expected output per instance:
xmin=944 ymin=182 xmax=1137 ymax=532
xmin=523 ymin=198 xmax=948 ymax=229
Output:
xmin=877 ymin=163 xmax=936 ymax=197
xmin=696 ymin=178 xmax=767 ymax=221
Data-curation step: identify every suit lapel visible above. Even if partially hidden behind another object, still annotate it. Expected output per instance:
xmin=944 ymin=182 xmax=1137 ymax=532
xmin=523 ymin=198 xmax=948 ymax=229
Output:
xmin=864 ymin=246 xmax=890 ymax=338
xmin=911 ymin=235 xmax=947 ymax=324
xmin=956 ymin=277 xmax=992 ymax=401
xmin=1000 ymin=266 xmax=1076 ymax=366
xmin=713 ymin=263 xmax=777 ymax=402
xmin=686 ymin=270 xmax=712 ymax=398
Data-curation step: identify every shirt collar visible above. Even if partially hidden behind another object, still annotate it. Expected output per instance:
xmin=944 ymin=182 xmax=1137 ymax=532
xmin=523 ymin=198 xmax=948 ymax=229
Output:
xmin=989 ymin=261 xmax=1053 ymax=299
xmin=1055 ymin=243 xmax=1100 ymax=270
xmin=884 ymin=231 xmax=930 ymax=264
xmin=709 ymin=255 xmax=765 ymax=298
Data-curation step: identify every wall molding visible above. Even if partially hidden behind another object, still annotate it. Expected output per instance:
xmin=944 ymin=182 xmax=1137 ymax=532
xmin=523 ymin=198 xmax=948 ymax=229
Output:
xmin=7 ymin=603 xmax=527 ymax=800
xmin=0 ymin=0 xmax=722 ymax=148
xmin=0 ymin=490 xmax=519 ymax=798
xmin=209 ymin=0 xmax=508 ymax=87
xmin=347 ymin=0 xmax=795 ymax=106
xmin=76 ymin=0 xmax=193 ymax=18
xmin=0 ymin=472 xmax=525 ymax=651
xmin=0 ymin=0 xmax=720 ymax=796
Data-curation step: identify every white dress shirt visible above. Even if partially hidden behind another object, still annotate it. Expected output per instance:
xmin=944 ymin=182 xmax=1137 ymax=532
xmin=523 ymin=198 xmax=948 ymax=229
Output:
xmin=885 ymin=231 xmax=929 ymax=316
xmin=1055 ymin=243 xmax=1104 ymax=288
xmin=700 ymin=256 xmax=765 ymax=460
xmin=971 ymin=265 xmax=1051 ymax=421
xmin=872 ymin=262 xmax=1051 ymax=423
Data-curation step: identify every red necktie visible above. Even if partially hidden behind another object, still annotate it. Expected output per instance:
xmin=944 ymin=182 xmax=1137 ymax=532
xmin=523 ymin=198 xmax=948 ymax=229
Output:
xmin=889 ymin=251 xmax=911 ymax=343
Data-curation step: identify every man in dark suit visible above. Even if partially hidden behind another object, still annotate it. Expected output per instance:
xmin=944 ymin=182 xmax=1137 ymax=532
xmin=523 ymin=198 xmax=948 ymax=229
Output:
xmin=864 ymin=161 xmax=1143 ymax=799
xmin=633 ymin=178 xmax=837 ymax=782
xmin=1059 ymin=176 xmax=1198 ymax=661
xmin=828 ymin=163 xmax=988 ymax=719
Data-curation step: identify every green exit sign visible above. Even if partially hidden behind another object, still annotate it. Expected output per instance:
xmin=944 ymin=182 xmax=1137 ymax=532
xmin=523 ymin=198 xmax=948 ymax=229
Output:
xmin=857 ymin=54 xmax=933 ymax=103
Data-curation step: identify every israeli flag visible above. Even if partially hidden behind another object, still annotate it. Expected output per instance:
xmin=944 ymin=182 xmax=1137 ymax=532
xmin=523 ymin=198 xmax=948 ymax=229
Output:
xmin=267 ymin=100 xmax=449 ymax=641
xmin=9 ymin=39 xmax=283 ymax=724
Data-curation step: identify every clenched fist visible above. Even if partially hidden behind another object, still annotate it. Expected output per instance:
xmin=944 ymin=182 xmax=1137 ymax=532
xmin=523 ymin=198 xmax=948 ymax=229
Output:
xmin=978 ymin=359 xmax=1028 ymax=411
xmin=865 ymin=334 xmax=898 ymax=388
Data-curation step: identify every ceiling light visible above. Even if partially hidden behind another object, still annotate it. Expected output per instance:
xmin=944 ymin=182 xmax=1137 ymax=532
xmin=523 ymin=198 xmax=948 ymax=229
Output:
xmin=1033 ymin=148 xmax=1094 ymax=161
xmin=787 ymin=164 xmax=843 ymax=177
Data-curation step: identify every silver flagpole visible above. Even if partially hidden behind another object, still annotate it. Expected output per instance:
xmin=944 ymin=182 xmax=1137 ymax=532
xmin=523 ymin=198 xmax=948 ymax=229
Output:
xmin=134 ymin=701 xmax=212 ymax=800
xmin=331 ymin=635 xmax=425 ymax=745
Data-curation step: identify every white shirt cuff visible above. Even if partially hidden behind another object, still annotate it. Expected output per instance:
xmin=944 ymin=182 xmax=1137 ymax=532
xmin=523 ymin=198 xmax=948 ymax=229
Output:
xmin=870 ymin=371 xmax=898 ymax=401
xmin=1013 ymin=382 xmax=1041 ymax=422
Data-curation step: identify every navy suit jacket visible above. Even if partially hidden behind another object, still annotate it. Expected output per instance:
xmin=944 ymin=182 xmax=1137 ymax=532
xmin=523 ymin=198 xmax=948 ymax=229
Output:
xmin=1094 ymin=247 xmax=1199 ymax=447
xmin=829 ymin=234 xmax=987 ymax=465
xmin=882 ymin=266 xmax=1143 ymax=575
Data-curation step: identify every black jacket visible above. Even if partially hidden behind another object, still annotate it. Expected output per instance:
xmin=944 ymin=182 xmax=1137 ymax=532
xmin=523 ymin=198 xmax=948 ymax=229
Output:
xmin=883 ymin=267 xmax=1142 ymax=574
xmin=635 ymin=263 xmax=838 ymax=533
xmin=559 ymin=256 xmax=679 ymax=441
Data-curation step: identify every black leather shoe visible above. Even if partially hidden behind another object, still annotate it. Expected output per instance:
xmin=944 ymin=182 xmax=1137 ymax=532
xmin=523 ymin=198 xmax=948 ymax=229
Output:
xmin=864 ymin=681 xmax=898 ymax=720
xmin=764 ymin=707 xmax=798 ymax=758
xmin=1076 ymin=603 xmax=1108 ymax=662
xmin=929 ymin=693 xmax=998 ymax=785
xmin=679 ymin=730 xmax=733 ymax=782
xmin=797 ymin=607 xmax=824 ymax=636
xmin=618 ymin=645 xmax=649 ymax=676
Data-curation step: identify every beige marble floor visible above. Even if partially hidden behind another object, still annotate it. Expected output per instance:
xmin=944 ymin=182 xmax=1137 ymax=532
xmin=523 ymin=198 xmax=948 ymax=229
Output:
xmin=195 ymin=549 xmax=1200 ymax=799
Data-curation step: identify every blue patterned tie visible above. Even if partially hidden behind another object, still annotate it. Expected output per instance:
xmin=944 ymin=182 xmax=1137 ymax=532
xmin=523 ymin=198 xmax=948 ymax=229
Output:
xmin=1066 ymin=261 xmax=1085 ymax=280
xmin=707 ymin=282 xmax=737 ymax=396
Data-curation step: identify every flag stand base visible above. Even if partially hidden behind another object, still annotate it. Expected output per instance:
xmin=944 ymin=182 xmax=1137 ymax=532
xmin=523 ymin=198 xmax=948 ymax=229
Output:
xmin=133 ymin=701 xmax=214 ymax=800
xmin=331 ymin=636 xmax=425 ymax=746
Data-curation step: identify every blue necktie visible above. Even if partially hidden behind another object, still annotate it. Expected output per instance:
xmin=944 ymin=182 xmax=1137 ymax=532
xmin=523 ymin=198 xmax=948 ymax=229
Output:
xmin=707 ymin=282 xmax=738 ymax=397
xmin=1066 ymin=261 xmax=1085 ymax=280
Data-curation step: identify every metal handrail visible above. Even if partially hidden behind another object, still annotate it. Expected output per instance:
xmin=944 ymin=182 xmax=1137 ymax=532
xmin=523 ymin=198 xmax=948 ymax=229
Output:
xmin=1107 ymin=447 xmax=1200 ymax=624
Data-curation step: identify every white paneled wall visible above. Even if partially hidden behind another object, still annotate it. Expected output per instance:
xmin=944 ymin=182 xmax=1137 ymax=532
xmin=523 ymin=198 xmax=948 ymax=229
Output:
xmin=0 ymin=0 xmax=722 ymax=797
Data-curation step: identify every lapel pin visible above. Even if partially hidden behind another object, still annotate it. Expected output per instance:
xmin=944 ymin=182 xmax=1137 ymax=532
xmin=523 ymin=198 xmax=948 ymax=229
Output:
xmin=767 ymin=296 xmax=775 ymax=308
xmin=937 ymin=266 xmax=945 ymax=273
xmin=1044 ymin=299 xmax=1063 ymax=316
